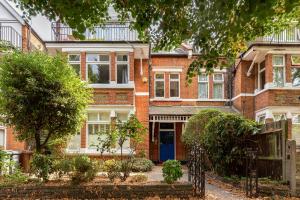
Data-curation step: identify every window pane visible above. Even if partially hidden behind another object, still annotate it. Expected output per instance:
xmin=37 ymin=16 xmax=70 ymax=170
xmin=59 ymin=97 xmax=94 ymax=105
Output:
xmin=292 ymin=114 xmax=300 ymax=124
xmin=170 ymin=81 xmax=179 ymax=97
xmin=155 ymin=81 xmax=164 ymax=97
xmin=214 ymin=74 xmax=223 ymax=81
xmin=198 ymin=83 xmax=208 ymax=98
xmin=88 ymin=113 xmax=98 ymax=121
xmin=199 ymin=74 xmax=208 ymax=81
xmin=99 ymin=112 xmax=110 ymax=121
xmin=258 ymin=115 xmax=266 ymax=123
xmin=160 ymin=123 xmax=174 ymax=130
xmin=273 ymin=56 xmax=284 ymax=66
xmin=170 ymin=74 xmax=179 ymax=79
xmin=213 ymin=83 xmax=223 ymax=99
xmin=88 ymin=124 xmax=110 ymax=148
xmin=259 ymin=70 xmax=266 ymax=90
xmin=117 ymin=55 xmax=128 ymax=61
xmin=155 ymin=74 xmax=164 ymax=79
xmin=291 ymin=55 xmax=300 ymax=65
xmin=274 ymin=114 xmax=286 ymax=121
xmin=99 ymin=55 xmax=109 ymax=61
xmin=116 ymin=113 xmax=128 ymax=122
xmin=87 ymin=54 xmax=99 ymax=62
xmin=117 ymin=64 xmax=128 ymax=84
xmin=0 ymin=129 xmax=4 ymax=149
xmin=88 ymin=64 xmax=109 ymax=83
xmin=70 ymin=64 xmax=80 ymax=76
xmin=68 ymin=132 xmax=80 ymax=150
xmin=273 ymin=67 xmax=284 ymax=87
xmin=292 ymin=68 xmax=300 ymax=87
xmin=69 ymin=54 xmax=80 ymax=62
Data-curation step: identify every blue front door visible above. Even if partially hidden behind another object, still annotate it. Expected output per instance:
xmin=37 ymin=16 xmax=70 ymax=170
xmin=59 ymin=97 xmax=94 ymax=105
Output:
xmin=159 ymin=130 xmax=175 ymax=161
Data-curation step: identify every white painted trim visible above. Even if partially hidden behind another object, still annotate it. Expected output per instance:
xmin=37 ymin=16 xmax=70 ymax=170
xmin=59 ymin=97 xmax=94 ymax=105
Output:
xmin=0 ymin=0 xmax=25 ymax=25
xmin=152 ymin=68 xmax=183 ymax=72
xmin=150 ymin=98 xmax=229 ymax=102
xmin=231 ymin=93 xmax=255 ymax=101
xmin=62 ymin=48 xmax=134 ymax=52
xmin=46 ymin=43 xmax=148 ymax=48
xmin=0 ymin=127 xmax=7 ymax=150
xmin=135 ymin=92 xmax=149 ymax=96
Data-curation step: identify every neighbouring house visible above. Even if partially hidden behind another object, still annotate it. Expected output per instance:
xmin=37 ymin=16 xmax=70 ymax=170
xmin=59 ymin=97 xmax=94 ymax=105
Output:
xmin=0 ymin=0 xmax=45 ymax=151
xmin=1 ymin=0 xmax=300 ymax=163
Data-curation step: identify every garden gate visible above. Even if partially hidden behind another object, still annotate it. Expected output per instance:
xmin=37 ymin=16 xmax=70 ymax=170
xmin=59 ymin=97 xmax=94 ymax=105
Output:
xmin=188 ymin=144 xmax=205 ymax=198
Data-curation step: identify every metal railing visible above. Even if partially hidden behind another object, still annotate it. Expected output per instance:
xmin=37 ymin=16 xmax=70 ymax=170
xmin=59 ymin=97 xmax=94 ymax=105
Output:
xmin=0 ymin=26 xmax=22 ymax=48
xmin=51 ymin=22 xmax=139 ymax=41
xmin=253 ymin=27 xmax=300 ymax=44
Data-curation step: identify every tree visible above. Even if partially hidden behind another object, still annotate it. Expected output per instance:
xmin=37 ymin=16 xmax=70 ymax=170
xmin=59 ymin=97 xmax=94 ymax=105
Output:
xmin=14 ymin=0 xmax=300 ymax=80
xmin=0 ymin=51 xmax=92 ymax=153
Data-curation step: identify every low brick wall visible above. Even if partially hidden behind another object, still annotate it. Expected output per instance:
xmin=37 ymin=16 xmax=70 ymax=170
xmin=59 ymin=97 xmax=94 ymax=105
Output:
xmin=0 ymin=183 xmax=194 ymax=199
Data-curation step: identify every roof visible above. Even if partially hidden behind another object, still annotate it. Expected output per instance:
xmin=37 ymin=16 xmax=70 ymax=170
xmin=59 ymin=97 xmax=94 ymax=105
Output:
xmin=149 ymin=106 xmax=236 ymax=115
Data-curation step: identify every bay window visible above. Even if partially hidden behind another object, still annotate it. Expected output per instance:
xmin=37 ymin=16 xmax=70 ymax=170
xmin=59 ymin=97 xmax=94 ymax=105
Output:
xmin=273 ymin=113 xmax=286 ymax=121
xmin=258 ymin=62 xmax=266 ymax=90
xmin=68 ymin=54 xmax=81 ymax=76
xmin=87 ymin=112 xmax=110 ymax=148
xmin=155 ymin=73 xmax=165 ymax=98
xmin=198 ymin=74 xmax=208 ymax=99
xmin=67 ymin=132 xmax=81 ymax=151
xmin=272 ymin=55 xmax=285 ymax=87
xmin=117 ymin=54 xmax=129 ymax=84
xmin=257 ymin=114 xmax=266 ymax=124
xmin=213 ymin=73 xmax=224 ymax=99
xmin=0 ymin=129 xmax=5 ymax=150
xmin=87 ymin=54 xmax=110 ymax=84
xmin=169 ymin=74 xmax=180 ymax=98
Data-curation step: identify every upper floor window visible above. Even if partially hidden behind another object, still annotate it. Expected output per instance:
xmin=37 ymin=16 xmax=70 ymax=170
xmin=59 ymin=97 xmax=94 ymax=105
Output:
xmin=68 ymin=54 xmax=81 ymax=76
xmin=169 ymin=74 xmax=180 ymax=98
xmin=272 ymin=55 xmax=285 ymax=87
xmin=155 ymin=73 xmax=165 ymax=98
xmin=198 ymin=74 xmax=209 ymax=99
xmin=0 ymin=129 xmax=5 ymax=150
xmin=258 ymin=62 xmax=266 ymax=90
xmin=116 ymin=54 xmax=129 ymax=84
xmin=292 ymin=67 xmax=300 ymax=87
xmin=86 ymin=54 xmax=110 ymax=84
xmin=213 ymin=73 xmax=224 ymax=99
xmin=292 ymin=114 xmax=300 ymax=124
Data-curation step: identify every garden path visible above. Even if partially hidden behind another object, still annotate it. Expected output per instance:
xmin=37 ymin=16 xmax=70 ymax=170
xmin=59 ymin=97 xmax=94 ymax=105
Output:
xmin=145 ymin=166 xmax=248 ymax=200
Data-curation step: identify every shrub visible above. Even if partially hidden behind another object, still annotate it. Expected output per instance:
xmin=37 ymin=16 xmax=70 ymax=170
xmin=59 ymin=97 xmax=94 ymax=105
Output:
xmin=129 ymin=174 xmax=148 ymax=183
xmin=30 ymin=153 xmax=54 ymax=181
xmin=203 ymin=113 xmax=260 ymax=176
xmin=71 ymin=155 xmax=99 ymax=184
xmin=182 ymin=109 xmax=222 ymax=146
xmin=52 ymin=157 xmax=74 ymax=178
xmin=162 ymin=160 xmax=183 ymax=184
xmin=131 ymin=158 xmax=154 ymax=172
xmin=103 ymin=159 xmax=121 ymax=182
xmin=0 ymin=169 xmax=28 ymax=186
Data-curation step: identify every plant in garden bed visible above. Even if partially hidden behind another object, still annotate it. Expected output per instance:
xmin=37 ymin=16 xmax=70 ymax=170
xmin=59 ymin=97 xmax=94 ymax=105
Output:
xmin=131 ymin=158 xmax=154 ymax=172
xmin=71 ymin=155 xmax=99 ymax=184
xmin=162 ymin=160 xmax=183 ymax=184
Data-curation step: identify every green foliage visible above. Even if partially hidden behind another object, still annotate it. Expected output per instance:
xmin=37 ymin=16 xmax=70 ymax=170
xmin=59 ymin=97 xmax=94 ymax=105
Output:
xmin=0 ymin=51 xmax=92 ymax=153
xmin=52 ymin=157 xmax=74 ymax=178
xmin=0 ymin=169 xmax=28 ymax=186
xmin=202 ymin=113 xmax=260 ymax=176
xmin=162 ymin=160 xmax=183 ymax=184
xmin=14 ymin=0 xmax=300 ymax=79
xmin=103 ymin=159 xmax=121 ymax=182
xmin=182 ymin=109 xmax=222 ymax=146
xmin=0 ymin=150 xmax=8 ymax=172
xmin=30 ymin=153 xmax=54 ymax=181
xmin=71 ymin=155 xmax=99 ymax=184
xmin=131 ymin=158 xmax=154 ymax=172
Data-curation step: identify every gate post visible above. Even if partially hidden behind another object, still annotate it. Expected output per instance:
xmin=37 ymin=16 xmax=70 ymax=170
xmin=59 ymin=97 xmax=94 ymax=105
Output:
xmin=286 ymin=140 xmax=296 ymax=196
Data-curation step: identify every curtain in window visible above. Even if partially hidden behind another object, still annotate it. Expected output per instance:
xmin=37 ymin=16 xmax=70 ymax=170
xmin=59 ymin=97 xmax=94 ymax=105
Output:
xmin=117 ymin=64 xmax=128 ymax=84
xmin=213 ymin=83 xmax=223 ymax=99
xmin=273 ymin=67 xmax=284 ymax=87
xmin=198 ymin=83 xmax=208 ymax=98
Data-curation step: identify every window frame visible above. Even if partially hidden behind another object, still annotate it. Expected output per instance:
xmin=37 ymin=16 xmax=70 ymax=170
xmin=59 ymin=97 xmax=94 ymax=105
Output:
xmin=291 ymin=55 xmax=300 ymax=65
xmin=86 ymin=111 xmax=111 ymax=149
xmin=198 ymin=74 xmax=209 ymax=99
xmin=86 ymin=53 xmax=110 ymax=84
xmin=154 ymin=73 xmax=165 ymax=98
xmin=273 ymin=113 xmax=287 ymax=121
xmin=116 ymin=54 xmax=130 ymax=84
xmin=257 ymin=114 xmax=266 ymax=124
xmin=212 ymin=73 xmax=224 ymax=99
xmin=292 ymin=113 xmax=300 ymax=124
xmin=0 ymin=124 xmax=6 ymax=150
xmin=272 ymin=55 xmax=286 ymax=87
xmin=169 ymin=73 xmax=180 ymax=99
xmin=68 ymin=54 xmax=81 ymax=76
xmin=258 ymin=62 xmax=266 ymax=91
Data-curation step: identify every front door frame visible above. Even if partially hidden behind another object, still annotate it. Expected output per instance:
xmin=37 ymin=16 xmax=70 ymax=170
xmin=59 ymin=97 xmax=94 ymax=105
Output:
xmin=158 ymin=122 xmax=176 ymax=161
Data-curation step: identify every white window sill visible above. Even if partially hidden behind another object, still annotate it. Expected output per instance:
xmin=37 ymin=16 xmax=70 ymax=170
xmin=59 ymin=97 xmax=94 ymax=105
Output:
xmin=88 ymin=81 xmax=134 ymax=89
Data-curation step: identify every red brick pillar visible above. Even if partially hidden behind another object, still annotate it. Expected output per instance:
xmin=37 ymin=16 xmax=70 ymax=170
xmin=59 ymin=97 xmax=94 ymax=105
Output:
xmin=286 ymin=54 xmax=292 ymax=84
xmin=209 ymin=75 xmax=213 ymax=98
xmin=165 ymin=72 xmax=170 ymax=98
xmin=80 ymin=122 xmax=87 ymax=148
xmin=129 ymin=52 xmax=134 ymax=81
xmin=265 ymin=54 xmax=273 ymax=84
xmin=21 ymin=25 xmax=29 ymax=52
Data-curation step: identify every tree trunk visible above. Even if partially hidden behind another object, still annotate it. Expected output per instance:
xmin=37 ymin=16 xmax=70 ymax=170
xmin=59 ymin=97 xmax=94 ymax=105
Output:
xmin=35 ymin=131 xmax=42 ymax=153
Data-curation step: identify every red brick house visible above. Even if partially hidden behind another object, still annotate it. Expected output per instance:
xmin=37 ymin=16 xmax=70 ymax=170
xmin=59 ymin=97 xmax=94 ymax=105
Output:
xmin=0 ymin=0 xmax=45 ymax=151
xmin=2 ymin=1 xmax=300 ymax=162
